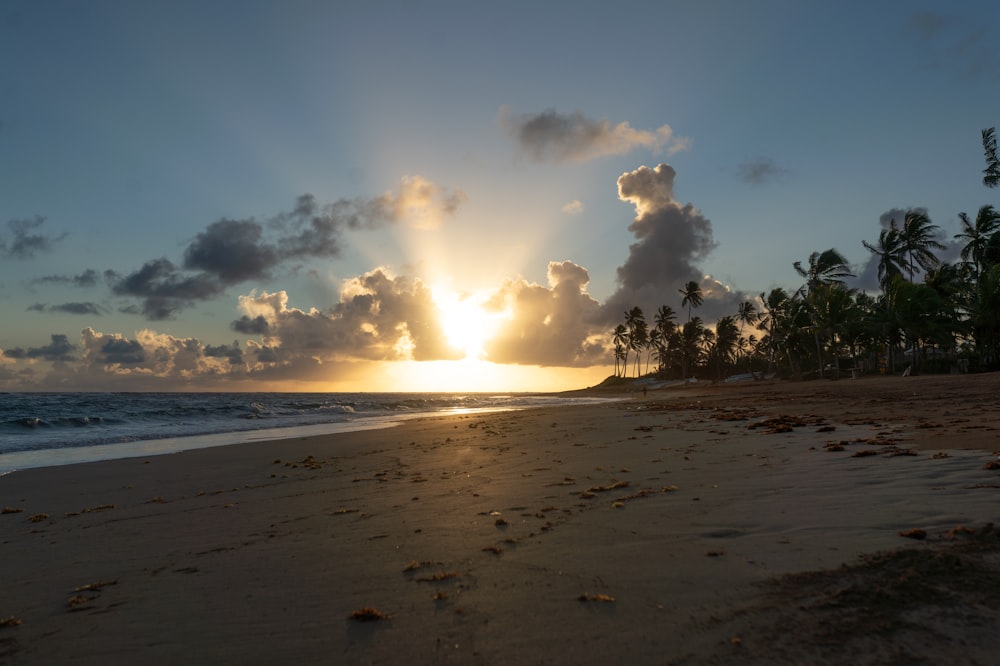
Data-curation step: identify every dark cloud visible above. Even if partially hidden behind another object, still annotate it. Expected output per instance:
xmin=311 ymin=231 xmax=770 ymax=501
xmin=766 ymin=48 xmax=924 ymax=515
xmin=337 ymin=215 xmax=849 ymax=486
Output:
xmin=2 ymin=334 xmax=76 ymax=361
xmin=498 ymin=107 xmax=686 ymax=163
xmin=113 ymin=182 xmax=464 ymax=320
xmin=736 ymin=157 xmax=790 ymax=185
xmin=30 ymin=269 xmax=102 ymax=288
xmin=108 ymin=258 xmax=224 ymax=320
xmin=231 ymin=314 xmax=270 ymax=335
xmin=249 ymin=342 xmax=280 ymax=364
xmin=0 ymin=216 xmax=67 ymax=259
xmin=183 ymin=219 xmax=279 ymax=283
xmin=99 ymin=338 xmax=145 ymax=365
xmin=204 ymin=342 xmax=244 ymax=365
xmin=28 ymin=302 xmax=106 ymax=315
xmin=601 ymin=164 xmax=728 ymax=321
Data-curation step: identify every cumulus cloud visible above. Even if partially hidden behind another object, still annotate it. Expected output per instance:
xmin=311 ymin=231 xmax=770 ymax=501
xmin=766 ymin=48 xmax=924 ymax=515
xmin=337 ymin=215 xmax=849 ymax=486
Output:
xmin=183 ymin=219 xmax=280 ymax=283
xmin=601 ymin=163 xmax=743 ymax=322
xmin=0 ymin=216 xmax=67 ymax=259
xmin=109 ymin=178 xmax=464 ymax=320
xmin=481 ymin=260 xmax=605 ymax=367
xmin=231 ymin=314 xmax=270 ymax=335
xmin=736 ymin=157 xmax=789 ymax=185
xmin=2 ymin=334 xmax=76 ymax=362
xmin=204 ymin=342 xmax=244 ymax=365
xmin=233 ymin=269 xmax=463 ymax=363
xmin=70 ymin=328 xmax=246 ymax=384
xmin=499 ymin=107 xmax=689 ymax=163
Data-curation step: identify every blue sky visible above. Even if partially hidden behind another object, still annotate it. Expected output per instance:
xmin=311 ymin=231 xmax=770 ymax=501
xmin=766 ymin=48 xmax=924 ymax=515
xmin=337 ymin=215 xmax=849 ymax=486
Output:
xmin=1 ymin=0 xmax=998 ymax=391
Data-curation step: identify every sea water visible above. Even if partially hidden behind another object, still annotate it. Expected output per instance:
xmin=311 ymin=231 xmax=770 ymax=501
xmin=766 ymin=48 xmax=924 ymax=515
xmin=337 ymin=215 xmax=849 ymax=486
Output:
xmin=0 ymin=392 xmax=611 ymax=473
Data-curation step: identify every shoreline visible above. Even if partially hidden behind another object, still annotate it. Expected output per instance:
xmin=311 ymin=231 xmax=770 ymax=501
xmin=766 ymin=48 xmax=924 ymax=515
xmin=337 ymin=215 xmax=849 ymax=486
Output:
xmin=2 ymin=379 xmax=999 ymax=663
xmin=0 ymin=396 xmax=625 ymax=475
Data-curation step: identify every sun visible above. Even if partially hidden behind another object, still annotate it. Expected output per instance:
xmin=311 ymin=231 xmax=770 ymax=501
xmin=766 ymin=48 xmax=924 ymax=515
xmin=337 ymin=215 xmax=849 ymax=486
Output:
xmin=431 ymin=285 xmax=505 ymax=359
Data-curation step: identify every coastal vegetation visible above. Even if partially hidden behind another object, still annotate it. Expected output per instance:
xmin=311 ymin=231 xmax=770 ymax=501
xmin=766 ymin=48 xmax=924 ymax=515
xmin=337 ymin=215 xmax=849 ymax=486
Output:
xmin=611 ymin=128 xmax=1000 ymax=382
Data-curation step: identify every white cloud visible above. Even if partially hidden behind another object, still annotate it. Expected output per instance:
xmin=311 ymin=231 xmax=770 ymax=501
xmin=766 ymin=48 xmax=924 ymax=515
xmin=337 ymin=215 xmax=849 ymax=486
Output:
xmin=561 ymin=199 xmax=585 ymax=215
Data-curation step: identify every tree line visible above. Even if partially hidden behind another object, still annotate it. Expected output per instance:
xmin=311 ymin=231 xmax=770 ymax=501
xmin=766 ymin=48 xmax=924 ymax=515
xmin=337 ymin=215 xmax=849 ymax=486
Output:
xmin=611 ymin=127 xmax=1000 ymax=382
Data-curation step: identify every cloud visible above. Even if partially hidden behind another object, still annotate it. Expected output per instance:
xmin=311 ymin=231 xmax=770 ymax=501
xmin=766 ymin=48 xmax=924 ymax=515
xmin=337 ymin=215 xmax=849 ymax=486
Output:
xmin=0 ymin=216 xmax=67 ymax=259
xmin=736 ymin=157 xmax=789 ymax=185
xmin=2 ymin=334 xmax=77 ymax=362
xmin=231 ymin=314 xmax=270 ymax=335
xmin=601 ymin=163 xmax=743 ymax=322
xmin=183 ymin=219 xmax=280 ymax=283
xmin=108 ymin=258 xmax=224 ymax=320
xmin=28 ymin=302 xmax=106 ymax=316
xmin=73 ymin=328 xmax=245 ymax=382
xmin=204 ymin=342 xmax=244 ymax=365
xmin=481 ymin=260 xmax=605 ymax=367
xmin=233 ymin=269 xmax=463 ymax=363
xmin=29 ymin=269 xmax=102 ymax=288
xmin=110 ymin=179 xmax=464 ymax=320
xmin=907 ymin=11 xmax=1000 ymax=81
xmin=98 ymin=337 xmax=146 ymax=365
xmin=561 ymin=200 xmax=585 ymax=215
xmin=499 ymin=107 xmax=689 ymax=163
xmin=376 ymin=175 xmax=467 ymax=230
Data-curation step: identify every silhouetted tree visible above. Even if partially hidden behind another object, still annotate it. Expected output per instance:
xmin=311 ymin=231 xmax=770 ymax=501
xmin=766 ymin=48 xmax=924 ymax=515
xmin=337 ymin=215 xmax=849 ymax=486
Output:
xmin=678 ymin=281 xmax=703 ymax=322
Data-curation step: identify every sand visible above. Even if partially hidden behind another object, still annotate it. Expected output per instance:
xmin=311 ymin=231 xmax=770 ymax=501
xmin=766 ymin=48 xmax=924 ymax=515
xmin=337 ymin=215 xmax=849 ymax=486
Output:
xmin=2 ymin=373 xmax=999 ymax=664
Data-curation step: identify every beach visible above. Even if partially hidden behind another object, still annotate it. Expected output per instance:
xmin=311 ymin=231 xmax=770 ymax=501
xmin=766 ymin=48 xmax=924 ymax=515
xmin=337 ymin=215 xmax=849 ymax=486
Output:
xmin=2 ymin=374 xmax=1000 ymax=665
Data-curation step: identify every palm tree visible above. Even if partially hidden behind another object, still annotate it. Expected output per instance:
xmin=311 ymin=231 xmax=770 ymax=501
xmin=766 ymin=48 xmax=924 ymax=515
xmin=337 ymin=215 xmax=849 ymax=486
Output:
xmin=623 ymin=307 xmax=648 ymax=378
xmin=676 ymin=316 xmax=708 ymax=379
xmin=654 ymin=305 xmax=677 ymax=338
xmin=955 ymin=205 xmax=1000 ymax=281
xmin=622 ymin=307 xmax=644 ymax=375
xmin=808 ymin=283 xmax=859 ymax=379
xmin=891 ymin=278 xmax=958 ymax=374
xmin=737 ymin=300 xmax=759 ymax=334
xmin=734 ymin=300 xmax=759 ymax=371
xmin=983 ymin=127 xmax=1000 ymax=188
xmin=645 ymin=327 xmax=662 ymax=375
xmin=793 ymin=248 xmax=854 ymax=296
xmin=863 ymin=223 xmax=907 ymax=291
xmin=612 ymin=324 xmax=627 ymax=377
xmin=971 ymin=264 xmax=1000 ymax=366
xmin=678 ymin=280 xmax=703 ymax=322
xmin=709 ymin=315 xmax=740 ymax=380
xmin=794 ymin=249 xmax=855 ymax=378
xmin=899 ymin=211 xmax=944 ymax=281
xmin=757 ymin=288 xmax=790 ymax=375
xmin=863 ymin=224 xmax=915 ymax=374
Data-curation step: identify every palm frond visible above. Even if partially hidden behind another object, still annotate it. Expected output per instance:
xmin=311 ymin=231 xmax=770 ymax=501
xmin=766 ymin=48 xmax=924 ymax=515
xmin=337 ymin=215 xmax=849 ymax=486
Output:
xmin=983 ymin=127 xmax=1000 ymax=188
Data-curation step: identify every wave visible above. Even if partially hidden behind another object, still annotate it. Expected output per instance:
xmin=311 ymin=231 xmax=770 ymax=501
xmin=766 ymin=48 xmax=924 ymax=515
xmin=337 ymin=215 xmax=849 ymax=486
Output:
xmin=0 ymin=392 xmax=616 ymax=466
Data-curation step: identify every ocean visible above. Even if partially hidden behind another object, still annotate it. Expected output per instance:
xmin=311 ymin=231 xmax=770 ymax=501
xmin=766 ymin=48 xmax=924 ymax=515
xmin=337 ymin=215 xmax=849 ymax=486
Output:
xmin=0 ymin=392 xmax=612 ymax=473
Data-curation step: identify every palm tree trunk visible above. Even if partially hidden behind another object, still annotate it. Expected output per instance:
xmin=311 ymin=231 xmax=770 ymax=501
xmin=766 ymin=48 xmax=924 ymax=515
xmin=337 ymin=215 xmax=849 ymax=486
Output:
xmin=814 ymin=331 xmax=824 ymax=379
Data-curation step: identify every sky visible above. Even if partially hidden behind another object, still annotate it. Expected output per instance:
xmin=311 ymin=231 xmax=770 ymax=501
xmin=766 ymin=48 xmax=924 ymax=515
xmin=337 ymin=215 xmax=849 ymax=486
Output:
xmin=2 ymin=0 xmax=999 ymax=392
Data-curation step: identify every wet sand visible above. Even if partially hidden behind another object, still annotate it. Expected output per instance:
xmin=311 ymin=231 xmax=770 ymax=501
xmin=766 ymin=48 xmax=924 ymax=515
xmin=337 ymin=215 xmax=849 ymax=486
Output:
xmin=2 ymin=373 xmax=999 ymax=664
